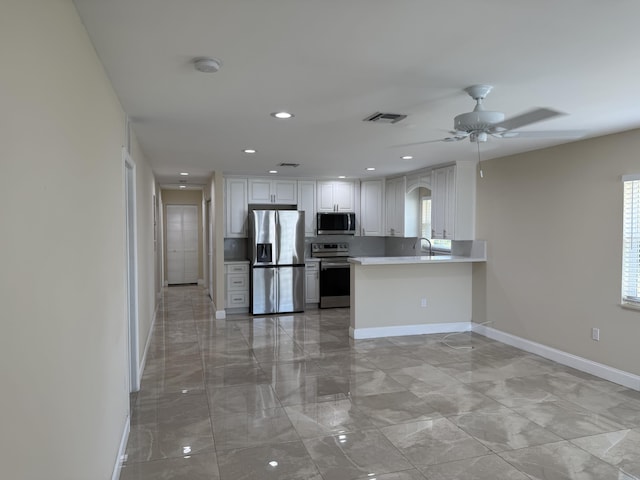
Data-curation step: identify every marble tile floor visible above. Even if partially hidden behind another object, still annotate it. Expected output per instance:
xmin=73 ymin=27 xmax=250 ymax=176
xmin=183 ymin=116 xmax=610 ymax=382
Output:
xmin=120 ymin=286 xmax=640 ymax=480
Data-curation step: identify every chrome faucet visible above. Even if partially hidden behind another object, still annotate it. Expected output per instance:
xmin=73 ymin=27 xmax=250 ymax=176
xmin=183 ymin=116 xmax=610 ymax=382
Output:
xmin=413 ymin=237 xmax=433 ymax=256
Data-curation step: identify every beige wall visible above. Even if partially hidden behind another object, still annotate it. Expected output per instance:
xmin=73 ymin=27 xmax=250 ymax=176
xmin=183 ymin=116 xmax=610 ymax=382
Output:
xmin=475 ymin=129 xmax=640 ymax=376
xmin=161 ymin=189 xmax=204 ymax=281
xmin=0 ymin=1 xmax=158 ymax=478
xmin=131 ymin=135 xmax=160 ymax=373
xmin=205 ymin=173 xmax=227 ymax=312
xmin=351 ymin=263 xmax=473 ymax=331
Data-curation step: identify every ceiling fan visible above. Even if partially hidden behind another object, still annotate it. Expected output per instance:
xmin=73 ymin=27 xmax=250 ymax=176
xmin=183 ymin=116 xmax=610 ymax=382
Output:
xmin=400 ymin=84 xmax=585 ymax=146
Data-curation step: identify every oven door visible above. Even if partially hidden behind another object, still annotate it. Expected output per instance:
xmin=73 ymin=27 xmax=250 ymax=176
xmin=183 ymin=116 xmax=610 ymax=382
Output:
xmin=319 ymin=260 xmax=350 ymax=308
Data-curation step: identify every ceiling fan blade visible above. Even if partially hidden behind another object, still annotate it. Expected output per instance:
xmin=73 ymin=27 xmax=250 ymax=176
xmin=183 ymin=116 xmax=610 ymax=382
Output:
xmin=389 ymin=136 xmax=466 ymax=148
xmin=493 ymin=108 xmax=565 ymax=132
xmin=501 ymin=130 xmax=587 ymax=139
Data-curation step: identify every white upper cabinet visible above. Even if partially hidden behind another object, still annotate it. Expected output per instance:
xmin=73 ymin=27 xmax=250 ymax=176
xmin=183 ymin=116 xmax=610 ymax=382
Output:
xmin=297 ymin=180 xmax=317 ymax=236
xmin=360 ymin=179 xmax=385 ymax=236
xmin=431 ymin=161 xmax=476 ymax=240
xmin=385 ymin=176 xmax=418 ymax=238
xmin=452 ymin=160 xmax=476 ymax=240
xmin=225 ymin=178 xmax=248 ymax=238
xmin=431 ymin=165 xmax=455 ymax=239
xmin=248 ymin=178 xmax=297 ymax=204
xmin=385 ymin=176 xmax=404 ymax=236
xmin=317 ymin=180 xmax=356 ymax=212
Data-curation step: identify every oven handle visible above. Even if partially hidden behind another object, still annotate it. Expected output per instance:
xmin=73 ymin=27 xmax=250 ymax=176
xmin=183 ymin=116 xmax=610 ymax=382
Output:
xmin=321 ymin=263 xmax=350 ymax=270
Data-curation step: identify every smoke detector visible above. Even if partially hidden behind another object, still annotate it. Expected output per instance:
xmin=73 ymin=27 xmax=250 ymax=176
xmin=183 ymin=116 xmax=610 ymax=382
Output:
xmin=193 ymin=57 xmax=222 ymax=73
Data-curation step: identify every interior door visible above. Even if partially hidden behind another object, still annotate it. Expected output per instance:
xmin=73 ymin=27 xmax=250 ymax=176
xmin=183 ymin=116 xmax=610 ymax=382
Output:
xmin=166 ymin=205 xmax=199 ymax=284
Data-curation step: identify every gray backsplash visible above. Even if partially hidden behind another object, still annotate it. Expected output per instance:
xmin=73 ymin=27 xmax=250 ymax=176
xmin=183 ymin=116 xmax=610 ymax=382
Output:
xmin=225 ymin=235 xmax=485 ymax=260
xmin=224 ymin=238 xmax=249 ymax=261
xmin=224 ymin=235 xmax=386 ymax=260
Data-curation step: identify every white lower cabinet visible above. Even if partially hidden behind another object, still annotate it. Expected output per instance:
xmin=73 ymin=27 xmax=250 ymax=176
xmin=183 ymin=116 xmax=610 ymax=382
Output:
xmin=305 ymin=261 xmax=320 ymax=304
xmin=225 ymin=261 xmax=250 ymax=312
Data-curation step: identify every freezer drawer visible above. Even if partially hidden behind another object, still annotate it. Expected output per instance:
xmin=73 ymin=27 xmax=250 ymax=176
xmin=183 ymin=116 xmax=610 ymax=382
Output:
xmin=251 ymin=266 xmax=305 ymax=315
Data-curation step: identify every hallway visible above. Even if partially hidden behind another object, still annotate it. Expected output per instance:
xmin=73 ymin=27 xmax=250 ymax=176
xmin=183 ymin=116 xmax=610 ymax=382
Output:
xmin=121 ymin=286 xmax=640 ymax=479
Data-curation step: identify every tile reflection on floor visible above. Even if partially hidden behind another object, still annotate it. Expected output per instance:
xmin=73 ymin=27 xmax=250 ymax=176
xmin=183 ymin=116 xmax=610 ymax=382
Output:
xmin=120 ymin=286 xmax=640 ymax=480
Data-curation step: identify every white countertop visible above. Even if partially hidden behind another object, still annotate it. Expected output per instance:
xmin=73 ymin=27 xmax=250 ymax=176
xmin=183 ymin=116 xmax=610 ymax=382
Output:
xmin=348 ymin=255 xmax=486 ymax=266
xmin=224 ymin=259 xmax=250 ymax=264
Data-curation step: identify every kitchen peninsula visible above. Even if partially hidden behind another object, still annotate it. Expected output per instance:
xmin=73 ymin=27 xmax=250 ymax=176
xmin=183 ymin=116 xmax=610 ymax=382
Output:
xmin=348 ymin=241 xmax=486 ymax=339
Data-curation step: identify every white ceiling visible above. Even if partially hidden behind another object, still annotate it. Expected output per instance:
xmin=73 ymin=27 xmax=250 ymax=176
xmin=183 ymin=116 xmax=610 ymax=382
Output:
xmin=73 ymin=0 xmax=640 ymax=186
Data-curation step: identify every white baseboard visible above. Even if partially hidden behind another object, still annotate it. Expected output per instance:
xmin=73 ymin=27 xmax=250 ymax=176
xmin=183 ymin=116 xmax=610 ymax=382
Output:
xmin=349 ymin=320 xmax=640 ymax=391
xmin=111 ymin=415 xmax=130 ymax=480
xmin=474 ymin=324 xmax=640 ymax=391
xmin=138 ymin=301 xmax=159 ymax=382
xmin=215 ymin=309 xmax=226 ymax=319
xmin=350 ymin=322 xmax=471 ymax=340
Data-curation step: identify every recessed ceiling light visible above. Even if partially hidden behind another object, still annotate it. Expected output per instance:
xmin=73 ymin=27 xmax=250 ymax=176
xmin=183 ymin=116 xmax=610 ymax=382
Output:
xmin=271 ymin=112 xmax=294 ymax=119
xmin=269 ymin=170 xmax=278 ymax=174
xmin=179 ymin=185 xmax=186 ymax=189
xmin=180 ymin=172 xmax=189 ymax=176
xmin=401 ymin=155 xmax=413 ymax=160
xmin=338 ymin=175 xmax=346 ymax=179
xmin=366 ymin=167 xmax=376 ymax=171
xmin=243 ymin=149 xmax=257 ymax=154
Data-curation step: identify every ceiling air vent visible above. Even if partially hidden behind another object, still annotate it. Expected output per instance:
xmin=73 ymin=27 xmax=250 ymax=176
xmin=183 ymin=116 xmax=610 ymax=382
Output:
xmin=278 ymin=162 xmax=300 ymax=168
xmin=363 ymin=112 xmax=407 ymax=124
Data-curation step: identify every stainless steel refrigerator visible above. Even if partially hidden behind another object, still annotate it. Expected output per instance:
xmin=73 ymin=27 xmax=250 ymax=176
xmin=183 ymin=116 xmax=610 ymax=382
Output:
xmin=249 ymin=210 xmax=305 ymax=315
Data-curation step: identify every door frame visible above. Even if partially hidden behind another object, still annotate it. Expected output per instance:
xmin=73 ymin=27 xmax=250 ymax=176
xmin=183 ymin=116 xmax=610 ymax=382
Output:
xmin=123 ymin=148 xmax=140 ymax=392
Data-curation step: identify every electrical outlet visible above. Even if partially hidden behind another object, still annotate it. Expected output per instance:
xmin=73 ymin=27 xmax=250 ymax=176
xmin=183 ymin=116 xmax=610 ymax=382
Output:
xmin=420 ymin=298 xmax=427 ymax=307
xmin=591 ymin=327 xmax=600 ymax=341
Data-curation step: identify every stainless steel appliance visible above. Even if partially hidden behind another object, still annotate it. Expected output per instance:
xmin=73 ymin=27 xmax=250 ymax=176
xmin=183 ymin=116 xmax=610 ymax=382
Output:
xmin=312 ymin=243 xmax=350 ymax=308
xmin=316 ymin=212 xmax=356 ymax=235
xmin=249 ymin=210 xmax=305 ymax=314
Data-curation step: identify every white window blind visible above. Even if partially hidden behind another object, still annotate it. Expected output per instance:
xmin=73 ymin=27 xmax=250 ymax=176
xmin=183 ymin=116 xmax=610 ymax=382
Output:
xmin=622 ymin=176 xmax=640 ymax=306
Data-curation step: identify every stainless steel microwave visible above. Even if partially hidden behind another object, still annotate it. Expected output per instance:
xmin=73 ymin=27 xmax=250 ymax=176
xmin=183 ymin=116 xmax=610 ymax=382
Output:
xmin=316 ymin=212 xmax=356 ymax=235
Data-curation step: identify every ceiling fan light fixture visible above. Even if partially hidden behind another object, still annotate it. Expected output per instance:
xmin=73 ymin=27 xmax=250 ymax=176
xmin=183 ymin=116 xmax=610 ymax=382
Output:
xmin=454 ymin=110 xmax=505 ymax=133
xmin=193 ymin=57 xmax=222 ymax=73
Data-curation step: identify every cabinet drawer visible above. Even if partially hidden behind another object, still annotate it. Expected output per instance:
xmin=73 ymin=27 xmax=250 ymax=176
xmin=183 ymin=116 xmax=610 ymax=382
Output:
xmin=225 ymin=263 xmax=249 ymax=274
xmin=305 ymin=262 xmax=319 ymax=271
xmin=227 ymin=292 xmax=249 ymax=307
xmin=226 ymin=273 xmax=248 ymax=291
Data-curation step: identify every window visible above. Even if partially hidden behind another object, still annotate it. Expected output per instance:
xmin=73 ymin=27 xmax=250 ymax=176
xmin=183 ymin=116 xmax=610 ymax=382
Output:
xmin=622 ymin=175 xmax=640 ymax=307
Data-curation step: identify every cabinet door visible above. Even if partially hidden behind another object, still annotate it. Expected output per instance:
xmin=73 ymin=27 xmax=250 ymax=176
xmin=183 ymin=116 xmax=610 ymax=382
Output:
xmin=360 ymin=180 xmax=384 ymax=236
xmin=305 ymin=263 xmax=319 ymax=303
xmin=248 ymin=178 xmax=273 ymax=203
xmin=385 ymin=177 xmax=405 ymax=236
xmin=273 ymin=180 xmax=297 ymax=204
xmin=317 ymin=181 xmax=337 ymax=212
xmin=431 ymin=166 xmax=455 ymax=239
xmin=444 ymin=166 xmax=456 ymax=239
xmin=317 ymin=181 xmax=355 ymax=212
xmin=297 ymin=180 xmax=316 ymax=236
xmin=225 ymin=178 xmax=248 ymax=237
xmin=334 ymin=181 xmax=355 ymax=212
